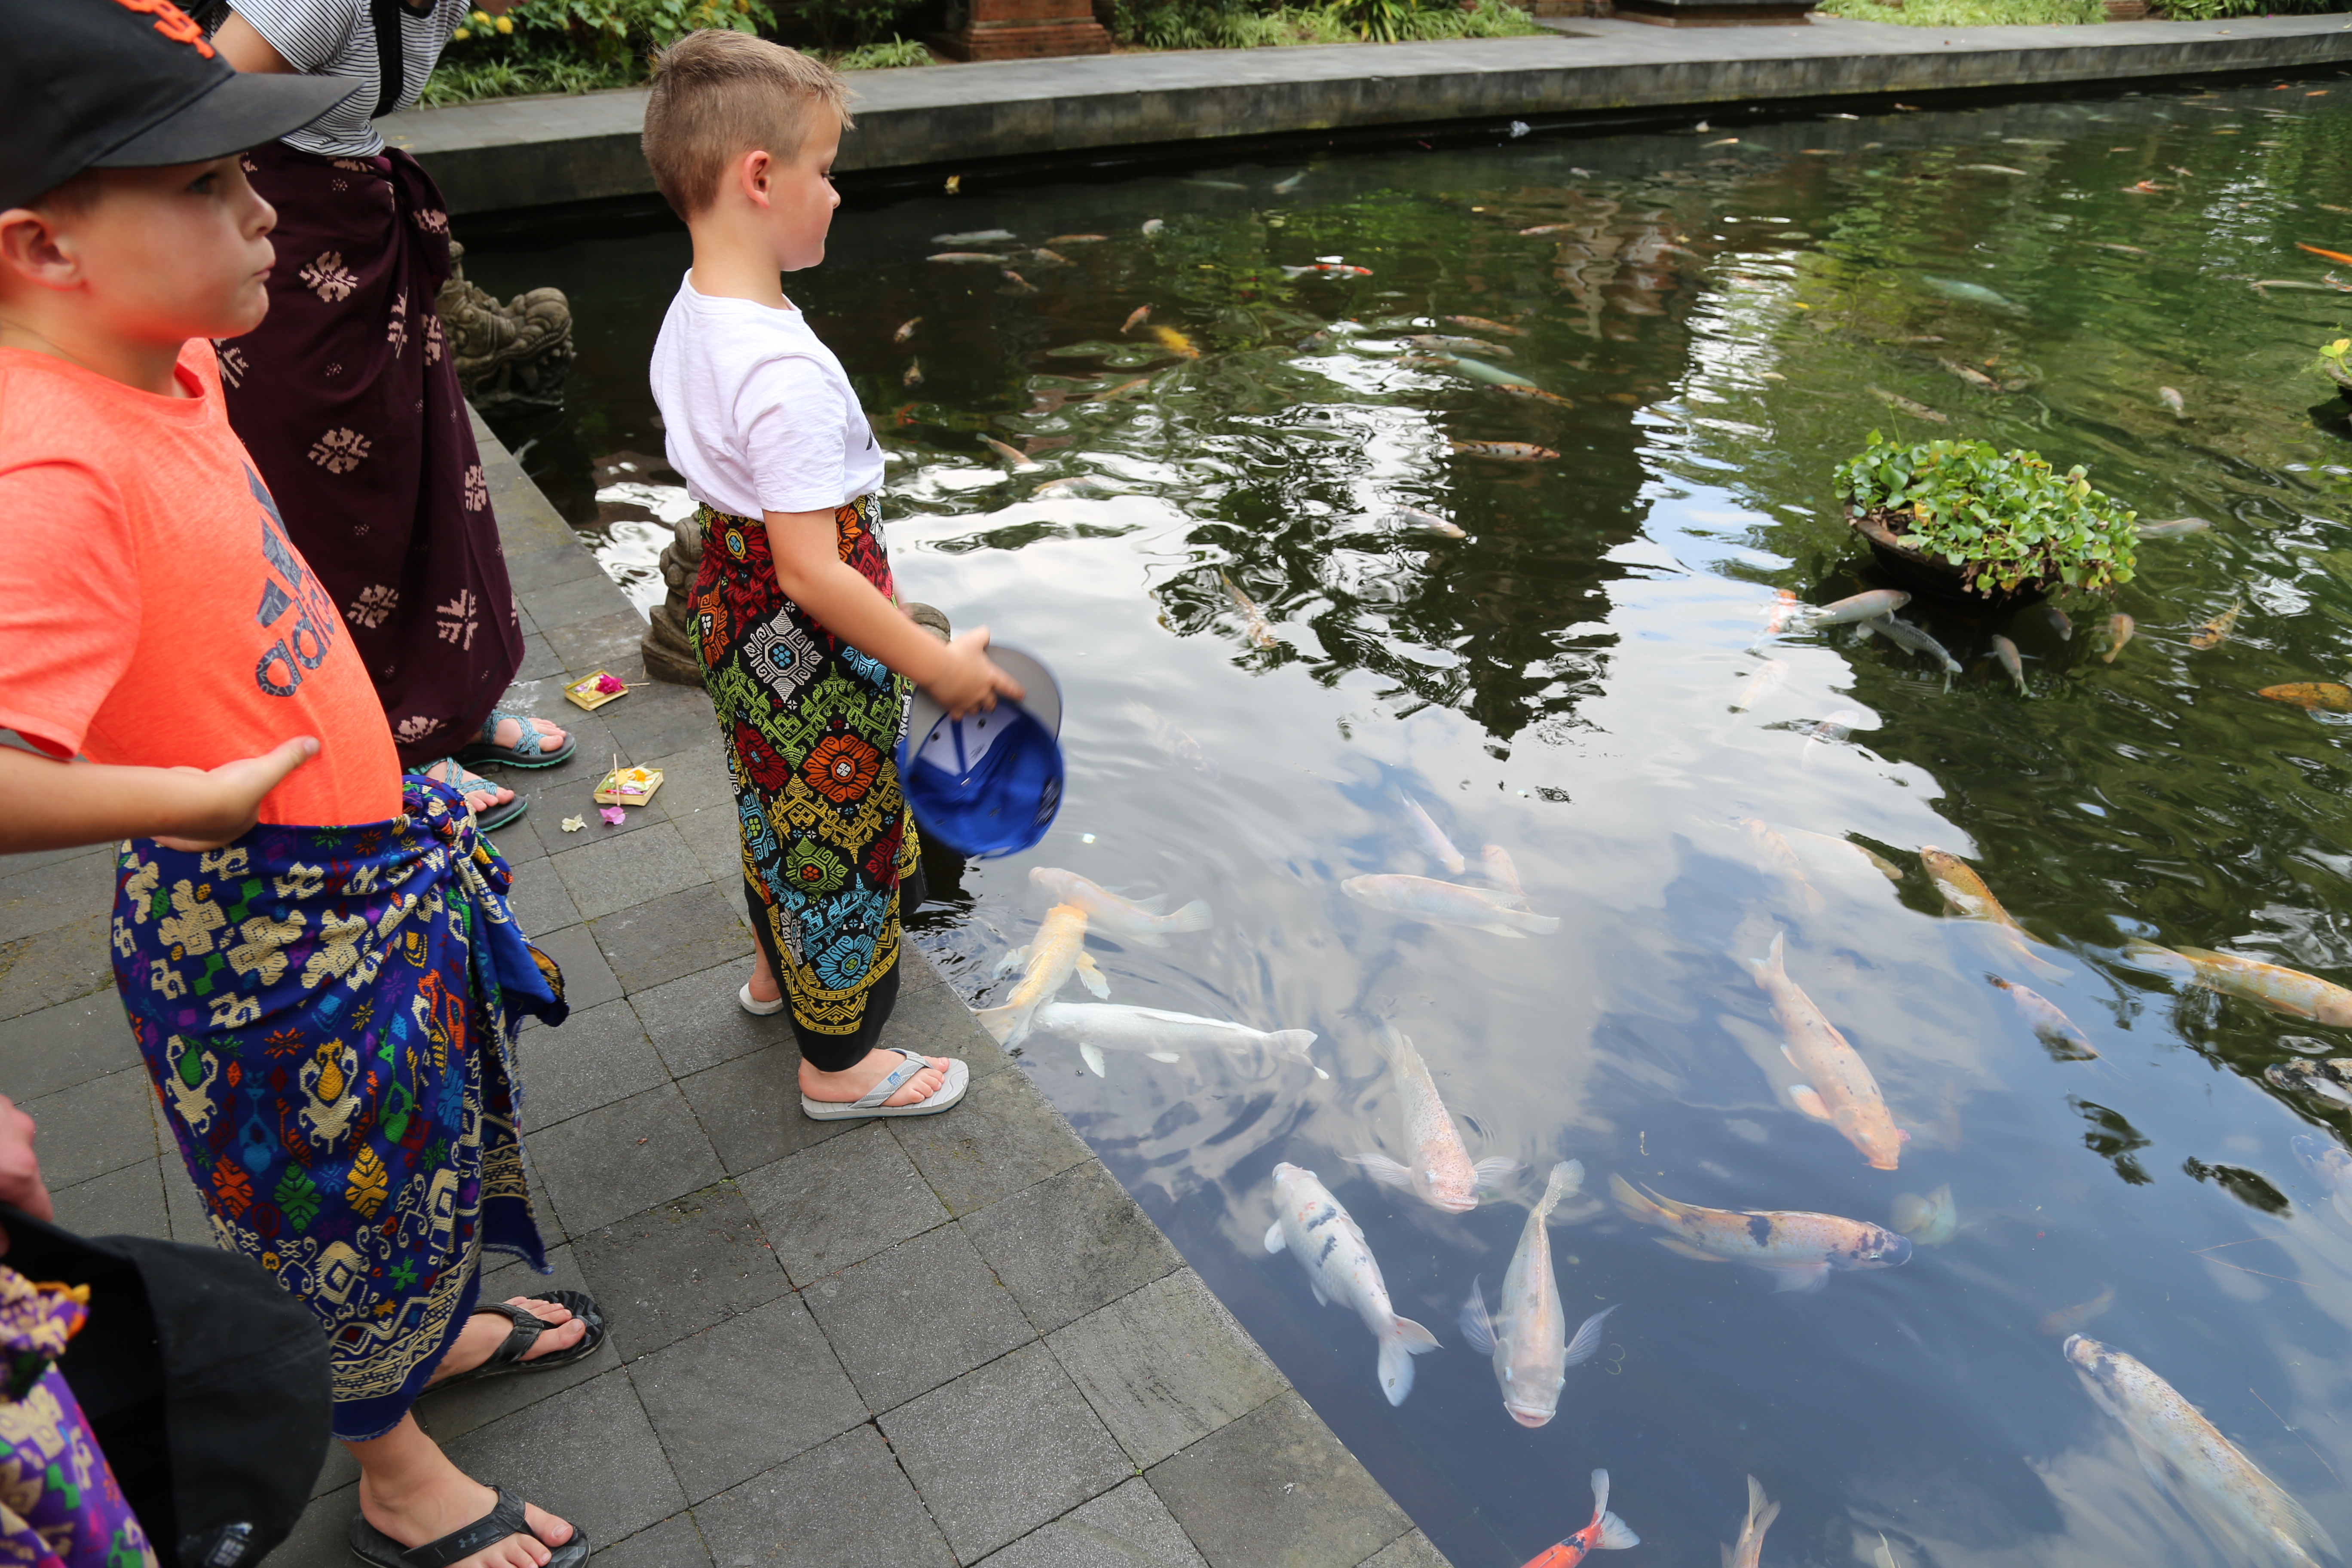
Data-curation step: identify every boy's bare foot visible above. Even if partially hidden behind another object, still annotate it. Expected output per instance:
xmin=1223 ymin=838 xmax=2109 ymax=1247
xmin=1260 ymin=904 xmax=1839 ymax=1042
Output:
xmin=353 ymin=1417 xmax=575 ymax=1568
xmin=426 ymin=1297 xmax=585 ymax=1386
xmin=799 ymin=1049 xmax=951 ymax=1107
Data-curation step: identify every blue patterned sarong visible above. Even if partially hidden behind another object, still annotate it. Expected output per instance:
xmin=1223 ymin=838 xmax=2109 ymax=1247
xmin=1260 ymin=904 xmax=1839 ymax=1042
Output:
xmin=109 ymin=777 xmax=564 ymax=1442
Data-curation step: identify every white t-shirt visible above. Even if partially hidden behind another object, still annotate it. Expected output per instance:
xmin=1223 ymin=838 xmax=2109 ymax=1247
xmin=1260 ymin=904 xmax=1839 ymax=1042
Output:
xmin=649 ymin=277 xmax=885 ymax=521
xmin=227 ymin=0 xmax=467 ymax=159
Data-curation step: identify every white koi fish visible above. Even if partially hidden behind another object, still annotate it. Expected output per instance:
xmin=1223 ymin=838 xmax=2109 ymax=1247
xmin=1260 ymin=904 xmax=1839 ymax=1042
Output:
xmin=1341 ymin=875 xmax=1560 ymax=938
xmin=1746 ymin=930 xmax=1905 ymax=1170
xmin=1481 ymin=844 xmax=1528 ymax=907
xmin=1461 ymin=1161 xmax=1611 ymax=1428
xmin=1030 ymin=1002 xmax=1322 ymax=1079
xmin=1400 ymin=793 xmax=1467 ymax=873
xmin=1722 ymin=1476 xmax=1780 ymax=1568
xmin=1347 ymin=1025 xmax=1517 ymax=1211
xmin=2066 ymin=1335 xmax=2337 ymax=1568
xmin=1611 ymin=1174 xmax=1913 ymax=1291
xmin=1027 ymin=868 xmax=1211 ymax=948
xmin=975 ymin=903 xmax=1109 ymax=1049
xmin=1265 ymin=1163 xmax=1441 ymax=1405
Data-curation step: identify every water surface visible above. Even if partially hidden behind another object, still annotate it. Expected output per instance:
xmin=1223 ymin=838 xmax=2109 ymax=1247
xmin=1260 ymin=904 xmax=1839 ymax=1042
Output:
xmin=471 ymin=75 xmax=2352 ymax=1567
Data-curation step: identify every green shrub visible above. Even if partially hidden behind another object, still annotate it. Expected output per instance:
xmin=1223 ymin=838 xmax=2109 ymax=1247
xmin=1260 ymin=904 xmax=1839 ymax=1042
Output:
xmin=426 ymin=0 xmax=773 ymax=104
xmin=1111 ymin=0 xmax=1532 ymax=46
xmin=832 ymin=32 xmax=936 ymax=65
xmin=1833 ymin=431 xmax=2138 ymax=594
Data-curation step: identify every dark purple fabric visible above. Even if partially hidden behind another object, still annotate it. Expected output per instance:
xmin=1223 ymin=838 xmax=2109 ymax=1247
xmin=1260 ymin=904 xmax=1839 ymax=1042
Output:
xmin=221 ymin=141 xmax=522 ymax=769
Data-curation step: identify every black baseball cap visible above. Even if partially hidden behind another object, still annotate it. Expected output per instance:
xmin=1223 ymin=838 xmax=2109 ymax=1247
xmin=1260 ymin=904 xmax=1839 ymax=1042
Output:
xmin=1 ymin=0 xmax=358 ymax=212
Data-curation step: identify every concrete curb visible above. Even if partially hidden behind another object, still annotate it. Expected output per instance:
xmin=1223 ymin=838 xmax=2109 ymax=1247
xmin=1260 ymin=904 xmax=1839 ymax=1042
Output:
xmin=387 ymin=14 xmax=2352 ymax=215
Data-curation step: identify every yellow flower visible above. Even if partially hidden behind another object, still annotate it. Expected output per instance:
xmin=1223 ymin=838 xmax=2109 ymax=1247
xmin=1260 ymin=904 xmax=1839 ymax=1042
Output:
xmin=470 ymin=7 xmax=491 ymax=21
xmin=452 ymin=24 xmax=470 ymax=37
xmin=495 ymin=14 xmax=512 ymax=31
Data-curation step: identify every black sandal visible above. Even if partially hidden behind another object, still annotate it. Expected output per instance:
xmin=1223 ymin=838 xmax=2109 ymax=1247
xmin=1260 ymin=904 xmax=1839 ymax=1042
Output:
xmin=349 ymin=1487 xmax=590 ymax=1568
xmin=435 ymin=1290 xmax=606 ymax=1389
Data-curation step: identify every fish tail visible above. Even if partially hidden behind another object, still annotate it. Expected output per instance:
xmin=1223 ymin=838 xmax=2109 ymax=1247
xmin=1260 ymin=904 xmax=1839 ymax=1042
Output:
xmin=1377 ymin=1316 xmax=1440 ymax=1406
xmin=1535 ymin=1159 xmax=1584 ymax=1222
xmin=1587 ymin=1470 xmax=1640 ymax=1550
xmin=1608 ymin=1172 xmax=1681 ymax=1225
xmin=1268 ymin=1029 xmax=1319 ymax=1063
xmin=975 ymin=1004 xmax=1026 ymax=1046
xmin=1744 ymin=929 xmax=1786 ymax=987
xmin=1164 ymin=899 xmax=1213 ymax=933
xmin=1370 ymin=1023 xmax=1412 ymax=1068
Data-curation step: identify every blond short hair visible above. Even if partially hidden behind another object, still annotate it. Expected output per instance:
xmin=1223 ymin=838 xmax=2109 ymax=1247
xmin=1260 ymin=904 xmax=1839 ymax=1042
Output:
xmin=642 ymin=31 xmax=855 ymax=220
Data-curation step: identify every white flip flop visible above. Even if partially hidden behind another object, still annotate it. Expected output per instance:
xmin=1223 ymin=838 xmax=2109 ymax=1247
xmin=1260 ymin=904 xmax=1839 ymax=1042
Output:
xmin=802 ymin=1048 xmax=969 ymax=1121
xmin=739 ymin=981 xmax=785 ymax=1017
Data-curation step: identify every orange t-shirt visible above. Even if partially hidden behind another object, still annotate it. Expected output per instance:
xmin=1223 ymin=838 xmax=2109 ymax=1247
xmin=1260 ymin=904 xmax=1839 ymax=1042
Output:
xmin=0 ymin=340 xmax=400 ymax=826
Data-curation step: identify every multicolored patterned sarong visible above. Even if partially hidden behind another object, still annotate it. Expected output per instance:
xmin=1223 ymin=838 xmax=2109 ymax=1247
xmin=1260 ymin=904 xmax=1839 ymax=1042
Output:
xmin=691 ymin=494 xmax=922 ymax=1070
xmin=110 ymin=778 xmax=563 ymax=1442
xmin=0 ymin=1270 xmax=155 ymax=1568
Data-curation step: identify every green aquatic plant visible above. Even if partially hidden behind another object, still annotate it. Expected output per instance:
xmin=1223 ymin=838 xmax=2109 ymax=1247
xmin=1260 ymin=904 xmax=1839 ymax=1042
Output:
xmin=2314 ymin=336 xmax=2352 ymax=388
xmin=1833 ymin=431 xmax=2138 ymax=594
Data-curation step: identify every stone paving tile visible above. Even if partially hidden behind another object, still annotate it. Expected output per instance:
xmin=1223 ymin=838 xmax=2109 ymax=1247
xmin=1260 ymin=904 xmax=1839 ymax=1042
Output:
xmin=1046 ymin=1268 xmax=1287 ymax=1470
xmin=25 ymin=1067 xmax=156 ymax=1188
xmin=677 ymin=1044 xmax=853 ymax=1175
xmin=962 ymin=1159 xmax=1183 ymax=1334
xmin=590 ymin=883 xmax=754 ymax=995
xmin=486 ymin=805 xmax=547 ymax=870
xmin=49 ymin=1158 xmax=168 ymax=1241
xmin=735 ymin=1121 xmax=948 ymax=1286
xmin=599 ymin=686 xmax=719 ymax=767
xmin=551 ymin=821 xmax=709 ymax=922
xmin=264 ymin=1481 xmax=355 ymax=1568
xmin=528 ymin=1083 xmax=726 ymax=1236
xmin=513 ymin=629 xmax=571 ymax=683
xmin=0 ymin=992 xmax=140 ymax=1101
xmin=0 ymin=849 xmax=113 ymax=944
xmin=591 ymin=1514 xmax=711 ymax=1568
xmin=523 ymin=572 xmax=631 ymax=633
xmin=1146 ymin=1391 xmax=1412 ymax=1568
xmin=800 ymin=1223 xmax=1034 ymax=1414
xmin=546 ymin=610 xmax=655 ymax=677
xmin=973 ymin=1476 xmax=1209 ymax=1568
xmin=571 ymin=1182 xmax=789 ymax=1361
xmin=879 ymin=1340 xmax=1131 ymax=1564
xmin=0 ymin=918 xmax=115 ymax=1023
xmin=502 ymin=856 xmax=582 ymax=939
xmin=631 ymin=1293 xmax=867 ymax=1503
xmin=891 ymin=1065 xmax=1092 ymax=1218
xmin=517 ymin=998 xmax=671 ymax=1131
xmin=692 ymin=1424 xmax=954 ymax=1568
xmin=443 ymin=1368 xmax=686 ymax=1548
xmin=160 ymin=1149 xmax=210 ymax=1243
xmin=1360 ymin=1531 xmax=1449 ymax=1568
xmin=646 ymin=749 xmax=733 ymax=821
xmin=505 ymin=543 xmax=605 ymax=596
xmin=414 ymin=1243 xmax=621 ymax=1441
xmin=629 ymin=961 xmax=777 ymax=1079
xmin=530 ymin=922 xmax=623 ymax=1013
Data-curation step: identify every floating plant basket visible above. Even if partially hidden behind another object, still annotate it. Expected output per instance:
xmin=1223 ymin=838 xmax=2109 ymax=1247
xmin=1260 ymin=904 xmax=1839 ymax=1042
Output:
xmin=1846 ymin=505 xmax=2051 ymax=613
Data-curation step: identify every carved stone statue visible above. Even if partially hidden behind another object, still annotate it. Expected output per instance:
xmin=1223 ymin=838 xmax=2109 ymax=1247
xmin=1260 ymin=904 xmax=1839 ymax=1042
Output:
xmin=435 ymin=241 xmax=575 ymax=413
xmin=641 ymin=515 xmax=707 ymax=688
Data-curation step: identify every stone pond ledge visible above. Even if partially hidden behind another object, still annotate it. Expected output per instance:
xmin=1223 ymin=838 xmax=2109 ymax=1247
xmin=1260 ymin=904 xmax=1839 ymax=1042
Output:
xmin=386 ymin=14 xmax=2352 ymax=216
xmin=0 ymin=414 xmax=1449 ymax=1568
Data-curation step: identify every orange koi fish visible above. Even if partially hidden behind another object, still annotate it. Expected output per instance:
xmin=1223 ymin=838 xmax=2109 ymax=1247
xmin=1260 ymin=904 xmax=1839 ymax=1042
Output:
xmin=1520 ymin=1470 xmax=1638 ymax=1568
xmin=2297 ymin=242 xmax=2352 ymax=266
xmin=1446 ymin=314 xmax=1530 ymax=337
xmin=1488 ymin=384 xmax=1574 ymax=407
xmin=1282 ymin=263 xmax=1373 ymax=278
xmin=2189 ymin=599 xmax=2242 ymax=650
xmin=2260 ymin=683 xmax=2352 ymax=711
xmin=1121 ymin=305 xmax=1151 ymax=334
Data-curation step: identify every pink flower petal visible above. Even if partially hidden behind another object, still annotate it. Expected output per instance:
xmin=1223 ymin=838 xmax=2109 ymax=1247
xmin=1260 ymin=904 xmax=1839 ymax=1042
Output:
xmin=600 ymin=806 xmax=627 ymax=825
xmin=595 ymin=674 xmax=627 ymax=694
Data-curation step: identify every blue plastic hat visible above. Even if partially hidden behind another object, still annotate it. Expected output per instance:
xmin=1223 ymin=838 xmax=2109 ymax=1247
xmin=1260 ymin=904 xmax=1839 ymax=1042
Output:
xmin=899 ymin=643 xmax=1063 ymax=859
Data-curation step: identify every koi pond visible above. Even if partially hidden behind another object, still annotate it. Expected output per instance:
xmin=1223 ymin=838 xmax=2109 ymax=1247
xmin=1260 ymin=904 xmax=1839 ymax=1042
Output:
xmin=472 ymin=71 xmax=2352 ymax=1568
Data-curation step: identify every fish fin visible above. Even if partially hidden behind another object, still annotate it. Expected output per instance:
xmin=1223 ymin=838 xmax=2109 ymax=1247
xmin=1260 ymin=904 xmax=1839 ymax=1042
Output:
xmin=1269 ymin=1029 xmax=1319 ymax=1064
xmin=1790 ymin=1084 xmax=1834 ymax=1121
xmin=1562 ymin=1305 xmax=1617 ymax=1368
xmin=1747 ymin=1475 xmax=1771 ymax=1529
xmin=1534 ymin=1159 xmax=1583 ymax=1219
xmin=1145 ymin=1051 xmax=1182 ymax=1063
xmin=1770 ymin=1264 xmax=1832 ymax=1293
xmin=1479 ymin=925 xmax=1533 ymax=939
xmin=1746 ymin=929 xmax=1787 ymax=985
xmin=1263 ymin=1220 xmax=1286 ymax=1254
xmin=1754 ymin=1500 xmax=1781 ymax=1538
xmin=975 ymin=1004 xmax=1024 ymax=1046
xmin=1369 ymin=1025 xmax=1412 ymax=1067
xmin=992 ymin=946 xmax=1030 ymax=978
xmin=1344 ymin=1152 xmax=1417 ymax=1191
xmin=1459 ymin=1280 xmax=1496 ymax=1355
xmin=1395 ymin=1314 xmax=1441 ymax=1352
xmin=1723 ymin=1547 xmax=1736 ymax=1568
xmin=2017 ymin=944 xmax=2072 ymax=982
xmin=1124 ymin=931 xmax=1171 ymax=949
xmin=1164 ymin=899 xmax=1213 ymax=932
xmin=1595 ymin=1513 xmax=1640 ymax=1552
xmin=1610 ymin=1172 xmax=1679 ymax=1225
xmin=1127 ymin=893 xmax=1170 ymax=914
xmin=1075 ymin=953 xmax=1112 ymax=999
xmin=1310 ymin=1279 xmax=1329 ymax=1306
xmin=1079 ymin=1042 xmax=1107 ymax=1078
xmin=1375 ymin=1334 xmax=1416 ymax=1406
xmin=1656 ymin=1237 xmax=1730 ymax=1262
xmin=1473 ymin=1155 xmax=1524 ymax=1193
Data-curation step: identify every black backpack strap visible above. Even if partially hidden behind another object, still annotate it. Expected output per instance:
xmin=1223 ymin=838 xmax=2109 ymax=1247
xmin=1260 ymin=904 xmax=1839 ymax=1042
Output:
xmin=369 ymin=0 xmax=404 ymax=119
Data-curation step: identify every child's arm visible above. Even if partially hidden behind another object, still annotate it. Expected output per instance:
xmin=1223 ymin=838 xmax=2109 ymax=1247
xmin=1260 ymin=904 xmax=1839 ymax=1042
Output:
xmin=0 ymin=736 xmax=319 ymax=855
xmin=764 ymin=509 xmax=1023 ymax=718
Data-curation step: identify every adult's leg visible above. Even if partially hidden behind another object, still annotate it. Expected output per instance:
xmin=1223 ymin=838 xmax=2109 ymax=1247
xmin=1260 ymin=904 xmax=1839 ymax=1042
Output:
xmin=743 ymin=886 xmax=946 ymax=1106
xmin=351 ymin=1417 xmax=573 ymax=1568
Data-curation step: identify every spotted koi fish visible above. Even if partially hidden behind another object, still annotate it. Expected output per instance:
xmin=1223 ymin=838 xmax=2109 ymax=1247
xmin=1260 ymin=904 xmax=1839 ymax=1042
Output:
xmin=1519 ymin=1470 xmax=1638 ymax=1568
xmin=1610 ymin=1174 xmax=1912 ymax=1290
xmin=1265 ymin=1163 xmax=1440 ymax=1405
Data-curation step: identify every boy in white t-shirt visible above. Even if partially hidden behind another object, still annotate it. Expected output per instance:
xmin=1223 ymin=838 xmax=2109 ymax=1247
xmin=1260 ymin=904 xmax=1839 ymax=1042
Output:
xmin=643 ymin=31 xmax=1020 ymax=1119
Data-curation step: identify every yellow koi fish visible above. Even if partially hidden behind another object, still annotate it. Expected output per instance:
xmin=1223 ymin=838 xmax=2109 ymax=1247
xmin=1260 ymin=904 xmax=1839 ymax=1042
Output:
xmin=2127 ymin=940 xmax=2352 ymax=1026
xmin=1151 ymin=325 xmax=1200 ymax=359
xmin=1746 ymin=931 xmax=1903 ymax=1169
xmin=1920 ymin=848 xmax=2067 ymax=980
xmin=975 ymin=903 xmax=1109 ymax=1048
xmin=1610 ymin=1175 xmax=1912 ymax=1291
xmin=2189 ymin=598 xmax=2242 ymax=650
xmin=1738 ymin=820 xmax=1824 ymax=916
xmin=2259 ymin=683 xmax=2352 ymax=712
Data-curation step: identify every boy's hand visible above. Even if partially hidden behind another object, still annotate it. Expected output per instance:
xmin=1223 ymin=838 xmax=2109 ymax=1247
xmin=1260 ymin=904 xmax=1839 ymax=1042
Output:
xmin=924 ymin=628 xmax=1026 ymax=721
xmin=153 ymin=735 xmax=320 ymax=851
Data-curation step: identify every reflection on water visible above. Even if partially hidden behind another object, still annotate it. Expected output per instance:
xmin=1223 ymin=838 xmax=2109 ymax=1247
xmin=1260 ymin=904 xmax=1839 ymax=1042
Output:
xmin=473 ymin=74 xmax=2352 ymax=1566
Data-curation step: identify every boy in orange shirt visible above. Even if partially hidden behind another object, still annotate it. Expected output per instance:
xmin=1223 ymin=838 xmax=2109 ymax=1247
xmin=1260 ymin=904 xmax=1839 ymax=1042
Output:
xmin=0 ymin=6 xmax=599 ymax=1566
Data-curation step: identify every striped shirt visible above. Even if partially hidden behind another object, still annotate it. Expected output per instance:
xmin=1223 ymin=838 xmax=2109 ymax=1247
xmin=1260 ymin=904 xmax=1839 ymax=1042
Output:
xmin=227 ymin=0 xmax=468 ymax=158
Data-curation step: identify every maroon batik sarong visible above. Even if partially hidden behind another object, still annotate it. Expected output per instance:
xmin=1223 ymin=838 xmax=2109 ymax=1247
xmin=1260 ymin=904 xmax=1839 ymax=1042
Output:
xmin=221 ymin=141 xmax=523 ymax=770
